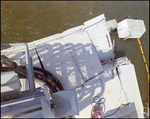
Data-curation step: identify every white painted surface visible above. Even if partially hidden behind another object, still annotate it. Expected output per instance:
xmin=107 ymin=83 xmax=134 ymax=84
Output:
xmin=75 ymin=79 xmax=104 ymax=118
xmin=1 ymin=14 xmax=144 ymax=118
xmin=84 ymin=14 xmax=105 ymax=28
xmin=74 ymin=63 xmax=126 ymax=118
xmin=63 ymin=31 xmax=103 ymax=81
xmin=36 ymin=38 xmax=83 ymax=89
xmin=35 ymin=28 xmax=104 ymax=89
xmin=118 ymin=63 xmax=144 ymax=118
xmin=100 ymin=64 xmax=130 ymax=118
xmin=75 ymin=62 xmax=143 ymax=118
xmin=106 ymin=19 xmax=118 ymax=31
xmin=1 ymin=71 xmax=21 ymax=97
xmin=84 ymin=14 xmax=114 ymax=61
xmin=117 ymin=19 xmax=146 ymax=39
xmin=1 ymin=45 xmax=41 ymax=67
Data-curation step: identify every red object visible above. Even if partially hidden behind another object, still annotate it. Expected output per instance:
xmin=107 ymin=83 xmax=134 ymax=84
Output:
xmin=91 ymin=107 xmax=104 ymax=118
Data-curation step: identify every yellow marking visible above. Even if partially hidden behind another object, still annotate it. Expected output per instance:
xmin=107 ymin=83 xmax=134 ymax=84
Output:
xmin=137 ymin=38 xmax=149 ymax=102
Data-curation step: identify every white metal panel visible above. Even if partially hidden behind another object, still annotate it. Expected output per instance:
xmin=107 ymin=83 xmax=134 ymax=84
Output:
xmin=129 ymin=110 xmax=144 ymax=118
xmin=83 ymin=72 xmax=103 ymax=87
xmin=118 ymin=64 xmax=144 ymax=118
xmin=106 ymin=19 xmax=118 ymax=31
xmin=1 ymin=45 xmax=41 ymax=92
xmin=28 ymin=34 xmax=59 ymax=47
xmin=43 ymin=56 xmax=83 ymax=90
xmin=62 ymin=25 xmax=84 ymax=36
xmin=85 ymin=18 xmax=114 ymax=61
xmin=84 ymin=17 xmax=106 ymax=33
xmin=117 ymin=19 xmax=146 ymax=39
xmin=1 ymin=71 xmax=21 ymax=98
xmin=84 ymin=14 xmax=105 ymax=28
xmin=1 ymin=45 xmax=41 ymax=67
xmin=36 ymin=38 xmax=83 ymax=90
xmin=101 ymin=65 xmax=122 ymax=93
xmin=1 ymin=46 xmax=26 ymax=66
xmin=127 ymin=19 xmax=146 ymax=31
xmin=97 ymin=64 xmax=131 ymax=118
xmin=95 ymin=28 xmax=111 ymax=49
xmin=103 ymin=90 xmax=131 ymax=118
xmin=75 ymin=78 xmax=104 ymax=118
xmin=27 ymin=25 xmax=84 ymax=48
xmin=63 ymin=31 xmax=103 ymax=81
xmin=36 ymin=38 xmax=66 ymax=63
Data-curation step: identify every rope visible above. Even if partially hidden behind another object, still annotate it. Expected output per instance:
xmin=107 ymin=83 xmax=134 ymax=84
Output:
xmin=104 ymin=102 xmax=131 ymax=118
xmin=91 ymin=96 xmax=105 ymax=118
xmin=91 ymin=96 xmax=131 ymax=118
xmin=137 ymin=38 xmax=149 ymax=102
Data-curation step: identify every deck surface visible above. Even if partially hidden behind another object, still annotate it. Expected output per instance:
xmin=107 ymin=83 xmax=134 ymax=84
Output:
xmin=1 ymin=14 xmax=144 ymax=118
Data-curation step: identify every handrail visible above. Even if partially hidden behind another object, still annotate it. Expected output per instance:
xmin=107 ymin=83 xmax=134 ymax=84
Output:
xmin=1 ymin=43 xmax=35 ymax=93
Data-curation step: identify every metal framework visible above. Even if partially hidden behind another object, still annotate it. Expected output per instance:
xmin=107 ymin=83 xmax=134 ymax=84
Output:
xmin=1 ymin=43 xmax=35 ymax=93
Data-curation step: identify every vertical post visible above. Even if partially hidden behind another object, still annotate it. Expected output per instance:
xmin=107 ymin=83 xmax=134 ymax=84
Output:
xmin=1 ymin=43 xmax=35 ymax=93
xmin=24 ymin=43 xmax=35 ymax=93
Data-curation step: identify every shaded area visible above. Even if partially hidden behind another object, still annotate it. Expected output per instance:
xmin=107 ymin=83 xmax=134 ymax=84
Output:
xmin=1 ymin=0 xmax=149 ymax=109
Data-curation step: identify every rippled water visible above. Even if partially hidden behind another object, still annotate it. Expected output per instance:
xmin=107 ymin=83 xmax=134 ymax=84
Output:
xmin=1 ymin=1 xmax=149 ymax=105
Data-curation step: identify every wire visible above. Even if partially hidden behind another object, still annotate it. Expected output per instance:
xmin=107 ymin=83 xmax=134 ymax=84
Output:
xmin=91 ymin=96 xmax=131 ymax=118
xmin=104 ymin=102 xmax=131 ymax=118
xmin=91 ymin=96 xmax=105 ymax=118
xmin=1 ymin=66 xmax=64 ymax=94
xmin=33 ymin=67 xmax=64 ymax=90
xmin=34 ymin=73 xmax=58 ymax=93
xmin=91 ymin=96 xmax=106 ymax=108
xmin=34 ymin=72 xmax=60 ymax=91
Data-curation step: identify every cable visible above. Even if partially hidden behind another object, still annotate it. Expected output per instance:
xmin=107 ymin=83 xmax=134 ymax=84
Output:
xmin=34 ymin=72 xmax=60 ymax=91
xmin=91 ymin=96 xmax=131 ymax=118
xmin=104 ymin=102 xmax=131 ymax=118
xmin=91 ymin=96 xmax=105 ymax=118
xmin=18 ymin=66 xmax=64 ymax=90
xmin=34 ymin=72 xmax=58 ymax=93
xmin=91 ymin=96 xmax=106 ymax=108
xmin=33 ymin=67 xmax=64 ymax=90
xmin=1 ymin=66 xmax=64 ymax=93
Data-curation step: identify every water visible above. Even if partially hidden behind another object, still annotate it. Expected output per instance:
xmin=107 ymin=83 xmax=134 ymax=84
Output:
xmin=1 ymin=1 xmax=149 ymax=105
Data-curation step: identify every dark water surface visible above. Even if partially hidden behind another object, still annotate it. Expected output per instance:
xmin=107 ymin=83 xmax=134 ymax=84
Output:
xmin=1 ymin=1 xmax=149 ymax=105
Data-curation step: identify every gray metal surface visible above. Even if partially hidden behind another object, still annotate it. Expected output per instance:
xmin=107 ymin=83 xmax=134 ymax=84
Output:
xmin=1 ymin=94 xmax=44 ymax=117
xmin=1 ymin=71 xmax=21 ymax=98
xmin=52 ymin=90 xmax=79 ymax=117
xmin=15 ymin=110 xmax=43 ymax=118
xmin=1 ymin=43 xmax=35 ymax=93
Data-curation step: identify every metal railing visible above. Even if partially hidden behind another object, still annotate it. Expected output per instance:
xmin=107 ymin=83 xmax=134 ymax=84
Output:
xmin=1 ymin=43 xmax=35 ymax=93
